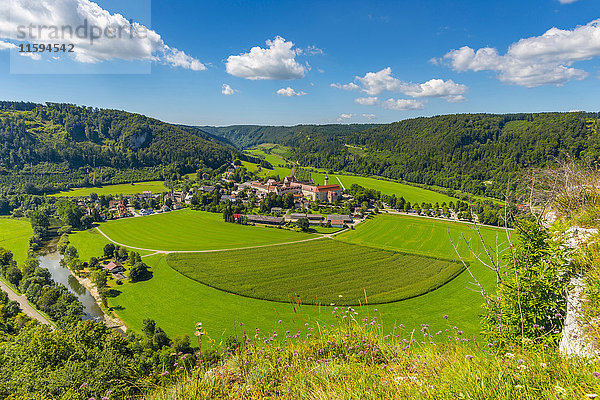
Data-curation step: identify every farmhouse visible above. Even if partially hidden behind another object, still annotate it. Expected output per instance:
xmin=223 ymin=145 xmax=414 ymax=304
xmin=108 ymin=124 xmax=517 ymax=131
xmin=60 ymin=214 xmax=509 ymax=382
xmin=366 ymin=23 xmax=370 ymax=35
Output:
xmin=285 ymin=213 xmax=323 ymax=223
xmin=327 ymin=214 xmax=353 ymax=223
xmin=104 ymin=261 xmax=125 ymax=274
xmin=244 ymin=215 xmax=285 ymax=226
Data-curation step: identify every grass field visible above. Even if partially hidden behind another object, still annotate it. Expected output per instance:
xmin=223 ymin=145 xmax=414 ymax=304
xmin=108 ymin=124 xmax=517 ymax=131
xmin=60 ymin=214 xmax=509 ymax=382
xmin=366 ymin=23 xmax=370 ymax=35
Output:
xmin=167 ymin=239 xmax=463 ymax=305
xmin=0 ymin=217 xmax=32 ymax=265
xmin=98 ymin=209 xmax=310 ymax=251
xmin=68 ymin=228 xmax=154 ymax=260
xmin=50 ymin=180 xmax=167 ymax=197
xmin=98 ymin=204 xmax=508 ymax=340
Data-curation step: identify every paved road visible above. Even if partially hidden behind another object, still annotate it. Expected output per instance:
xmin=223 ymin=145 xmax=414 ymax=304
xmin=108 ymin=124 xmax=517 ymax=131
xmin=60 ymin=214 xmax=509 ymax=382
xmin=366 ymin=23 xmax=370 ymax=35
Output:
xmin=96 ymin=226 xmax=347 ymax=255
xmin=0 ymin=279 xmax=55 ymax=329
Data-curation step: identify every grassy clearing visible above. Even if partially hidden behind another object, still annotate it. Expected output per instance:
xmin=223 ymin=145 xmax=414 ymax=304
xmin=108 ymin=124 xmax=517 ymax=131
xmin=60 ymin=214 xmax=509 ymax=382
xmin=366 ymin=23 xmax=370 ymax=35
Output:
xmin=166 ymin=239 xmax=463 ymax=305
xmin=143 ymin=319 xmax=600 ymax=400
xmin=50 ymin=180 xmax=167 ymax=197
xmin=68 ymin=227 xmax=154 ymax=260
xmin=98 ymin=209 xmax=309 ymax=251
xmin=0 ymin=217 xmax=32 ymax=264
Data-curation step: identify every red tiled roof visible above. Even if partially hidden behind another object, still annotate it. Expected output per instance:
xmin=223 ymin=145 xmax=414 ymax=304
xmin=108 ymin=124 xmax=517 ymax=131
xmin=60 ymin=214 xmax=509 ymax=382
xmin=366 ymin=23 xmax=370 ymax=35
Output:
xmin=314 ymin=184 xmax=341 ymax=193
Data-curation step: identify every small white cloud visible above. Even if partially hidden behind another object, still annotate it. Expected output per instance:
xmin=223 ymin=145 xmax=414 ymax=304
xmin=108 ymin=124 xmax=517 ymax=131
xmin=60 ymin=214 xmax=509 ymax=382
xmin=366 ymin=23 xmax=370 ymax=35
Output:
xmin=221 ymin=84 xmax=236 ymax=95
xmin=336 ymin=113 xmax=354 ymax=121
xmin=276 ymin=87 xmax=307 ymax=96
xmin=333 ymin=68 xmax=468 ymax=103
xmin=304 ymin=45 xmax=324 ymax=55
xmin=0 ymin=0 xmax=205 ymax=70
xmin=355 ymin=67 xmax=404 ymax=95
xmin=402 ymin=78 xmax=468 ymax=101
xmin=331 ymin=82 xmax=360 ymax=91
xmin=362 ymin=113 xmax=376 ymax=119
xmin=381 ymin=98 xmax=425 ymax=110
xmin=0 ymin=41 xmax=16 ymax=50
xmin=226 ymin=36 xmax=306 ymax=80
xmin=354 ymin=96 xmax=379 ymax=105
xmin=442 ymin=19 xmax=600 ymax=87
xmin=558 ymin=0 xmax=578 ymax=3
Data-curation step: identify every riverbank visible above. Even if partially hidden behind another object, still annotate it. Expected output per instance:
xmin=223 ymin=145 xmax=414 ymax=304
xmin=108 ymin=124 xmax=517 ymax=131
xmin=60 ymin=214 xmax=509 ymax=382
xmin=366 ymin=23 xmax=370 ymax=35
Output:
xmin=69 ymin=272 xmax=127 ymax=334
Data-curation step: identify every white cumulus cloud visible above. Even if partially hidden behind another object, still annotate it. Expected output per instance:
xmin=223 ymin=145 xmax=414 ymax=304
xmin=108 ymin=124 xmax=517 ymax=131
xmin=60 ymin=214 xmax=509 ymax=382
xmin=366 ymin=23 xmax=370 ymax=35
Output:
xmin=336 ymin=113 xmax=354 ymax=122
xmin=362 ymin=113 xmax=376 ymax=119
xmin=558 ymin=0 xmax=578 ymax=3
xmin=221 ymin=84 xmax=236 ymax=95
xmin=354 ymin=96 xmax=379 ymax=105
xmin=381 ymin=98 xmax=425 ymax=111
xmin=330 ymin=82 xmax=360 ymax=91
xmin=0 ymin=0 xmax=205 ymax=69
xmin=332 ymin=68 xmax=468 ymax=104
xmin=442 ymin=19 xmax=600 ymax=87
xmin=226 ymin=36 xmax=306 ymax=80
xmin=276 ymin=87 xmax=306 ymax=96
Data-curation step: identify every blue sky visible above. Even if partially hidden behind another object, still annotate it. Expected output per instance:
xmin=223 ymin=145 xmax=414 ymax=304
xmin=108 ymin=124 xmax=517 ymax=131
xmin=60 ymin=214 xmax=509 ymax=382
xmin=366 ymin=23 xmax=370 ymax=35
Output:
xmin=0 ymin=0 xmax=599 ymax=125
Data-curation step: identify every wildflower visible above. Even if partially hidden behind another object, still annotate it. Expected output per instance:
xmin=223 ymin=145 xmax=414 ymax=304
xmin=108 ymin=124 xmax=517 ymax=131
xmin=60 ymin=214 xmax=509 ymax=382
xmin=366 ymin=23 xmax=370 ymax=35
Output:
xmin=540 ymin=362 xmax=547 ymax=368
xmin=160 ymin=371 xmax=169 ymax=377
xmin=239 ymin=322 xmax=243 ymax=326
xmin=339 ymin=294 xmax=343 ymax=298
xmin=517 ymin=359 xmax=525 ymax=364
xmin=443 ymin=315 xmax=448 ymax=319
xmin=593 ymin=371 xmax=600 ymax=379
xmin=80 ymin=383 xmax=88 ymax=389
xmin=505 ymin=352 xmax=515 ymax=358
xmin=373 ymin=308 xmax=378 ymax=312
xmin=586 ymin=394 xmax=598 ymax=399
xmin=515 ymin=385 xmax=524 ymax=389
xmin=465 ymin=354 xmax=473 ymax=360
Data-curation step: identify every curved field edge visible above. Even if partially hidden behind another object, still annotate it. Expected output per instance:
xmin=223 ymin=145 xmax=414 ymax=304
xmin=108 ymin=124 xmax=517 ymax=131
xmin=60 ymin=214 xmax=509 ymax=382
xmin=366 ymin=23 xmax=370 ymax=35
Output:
xmin=96 ymin=209 xmax=311 ymax=252
xmin=165 ymin=239 xmax=467 ymax=306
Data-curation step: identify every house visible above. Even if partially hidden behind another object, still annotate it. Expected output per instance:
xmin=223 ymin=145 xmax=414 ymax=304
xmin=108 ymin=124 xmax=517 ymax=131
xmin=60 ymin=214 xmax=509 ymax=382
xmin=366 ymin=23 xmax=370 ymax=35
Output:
xmin=161 ymin=205 xmax=170 ymax=212
xmin=244 ymin=215 xmax=285 ymax=226
xmin=271 ymin=207 xmax=283 ymax=214
xmin=330 ymin=220 xmax=345 ymax=228
xmin=142 ymin=190 xmax=153 ymax=198
xmin=139 ymin=208 xmax=153 ymax=215
xmin=327 ymin=214 xmax=353 ymax=223
xmin=285 ymin=213 xmax=323 ymax=223
xmin=104 ymin=261 xmax=125 ymax=274
xmin=184 ymin=192 xmax=194 ymax=204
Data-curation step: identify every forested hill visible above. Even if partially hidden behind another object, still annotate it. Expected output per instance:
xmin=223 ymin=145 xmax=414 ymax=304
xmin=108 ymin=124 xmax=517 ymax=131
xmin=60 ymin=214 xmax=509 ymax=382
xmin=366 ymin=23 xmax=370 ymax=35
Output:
xmin=0 ymin=102 xmax=240 ymax=194
xmin=211 ymin=113 xmax=600 ymax=199
xmin=198 ymin=124 xmax=380 ymax=149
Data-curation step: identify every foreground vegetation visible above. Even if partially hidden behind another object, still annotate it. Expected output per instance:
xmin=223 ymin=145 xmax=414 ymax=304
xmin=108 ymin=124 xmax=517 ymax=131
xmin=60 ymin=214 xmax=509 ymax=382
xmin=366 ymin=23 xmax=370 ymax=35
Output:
xmin=167 ymin=239 xmax=464 ymax=305
xmin=144 ymin=316 xmax=600 ymax=400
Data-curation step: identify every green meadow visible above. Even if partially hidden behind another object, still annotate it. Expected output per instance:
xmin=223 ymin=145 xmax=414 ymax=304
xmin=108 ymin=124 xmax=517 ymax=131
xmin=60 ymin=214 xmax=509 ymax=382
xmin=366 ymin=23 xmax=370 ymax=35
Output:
xmin=50 ymin=180 xmax=167 ymax=197
xmin=167 ymin=239 xmax=463 ymax=305
xmin=0 ymin=217 xmax=32 ymax=264
xmin=337 ymin=214 xmax=509 ymax=292
xmin=96 ymin=211 xmax=508 ymax=340
xmin=98 ymin=209 xmax=309 ymax=251
xmin=68 ymin=228 xmax=155 ymax=260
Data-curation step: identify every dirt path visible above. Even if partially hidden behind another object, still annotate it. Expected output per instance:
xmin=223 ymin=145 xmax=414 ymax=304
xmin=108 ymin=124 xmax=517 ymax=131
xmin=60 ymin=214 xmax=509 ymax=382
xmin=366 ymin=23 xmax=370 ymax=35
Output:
xmin=0 ymin=279 xmax=55 ymax=330
xmin=95 ymin=227 xmax=346 ymax=255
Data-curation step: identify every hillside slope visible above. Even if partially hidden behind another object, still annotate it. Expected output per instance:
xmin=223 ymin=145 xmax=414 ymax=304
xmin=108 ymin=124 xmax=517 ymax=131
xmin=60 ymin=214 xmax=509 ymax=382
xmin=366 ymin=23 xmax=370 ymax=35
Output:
xmin=210 ymin=113 xmax=600 ymax=198
xmin=0 ymin=102 xmax=240 ymax=193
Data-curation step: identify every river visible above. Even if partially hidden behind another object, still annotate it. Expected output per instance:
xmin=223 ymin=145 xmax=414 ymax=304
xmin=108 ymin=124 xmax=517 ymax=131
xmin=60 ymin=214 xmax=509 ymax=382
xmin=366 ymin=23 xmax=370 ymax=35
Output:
xmin=38 ymin=244 xmax=104 ymax=321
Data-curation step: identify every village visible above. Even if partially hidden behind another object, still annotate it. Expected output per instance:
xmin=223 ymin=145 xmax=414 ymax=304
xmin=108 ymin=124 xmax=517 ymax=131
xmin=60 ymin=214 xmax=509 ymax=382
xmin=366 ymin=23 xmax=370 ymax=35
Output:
xmin=67 ymin=161 xmax=501 ymax=235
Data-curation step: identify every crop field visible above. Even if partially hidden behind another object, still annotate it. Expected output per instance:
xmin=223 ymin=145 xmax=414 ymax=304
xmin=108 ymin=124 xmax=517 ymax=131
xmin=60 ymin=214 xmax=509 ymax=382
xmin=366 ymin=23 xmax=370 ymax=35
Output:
xmin=167 ymin=239 xmax=463 ymax=305
xmin=50 ymin=180 xmax=167 ymax=197
xmin=98 ymin=209 xmax=310 ymax=251
xmin=0 ymin=217 xmax=32 ymax=264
